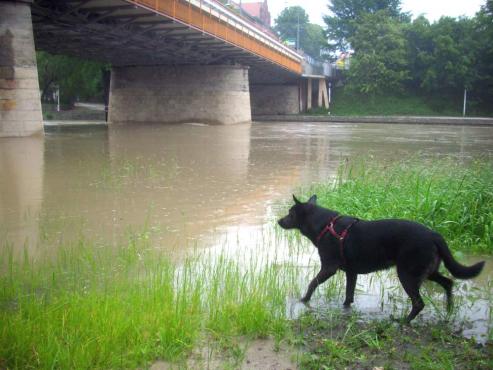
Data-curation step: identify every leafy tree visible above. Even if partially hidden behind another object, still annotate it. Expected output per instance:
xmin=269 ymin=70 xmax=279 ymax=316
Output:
xmin=423 ymin=17 xmax=476 ymax=93
xmin=404 ymin=16 xmax=477 ymax=98
xmin=274 ymin=6 xmax=327 ymax=59
xmin=324 ymin=0 xmax=407 ymax=53
xmin=302 ymin=23 xmax=327 ymax=59
xmin=37 ymin=51 xmax=107 ymax=106
xmin=471 ymin=0 xmax=493 ymax=112
xmin=346 ymin=11 xmax=409 ymax=94
xmin=403 ymin=16 xmax=434 ymax=90
xmin=274 ymin=6 xmax=309 ymax=45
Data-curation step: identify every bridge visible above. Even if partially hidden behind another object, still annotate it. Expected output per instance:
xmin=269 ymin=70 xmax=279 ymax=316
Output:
xmin=0 ymin=0 xmax=330 ymax=137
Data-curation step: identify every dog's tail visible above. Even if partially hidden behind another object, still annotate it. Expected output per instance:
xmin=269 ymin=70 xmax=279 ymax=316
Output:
xmin=434 ymin=233 xmax=484 ymax=279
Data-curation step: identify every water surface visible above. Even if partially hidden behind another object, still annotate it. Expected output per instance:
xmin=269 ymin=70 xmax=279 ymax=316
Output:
xmin=1 ymin=121 xmax=492 ymax=340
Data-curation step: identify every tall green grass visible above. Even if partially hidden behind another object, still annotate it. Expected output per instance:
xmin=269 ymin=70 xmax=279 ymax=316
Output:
xmin=0 ymin=231 xmax=300 ymax=369
xmin=300 ymin=158 xmax=493 ymax=254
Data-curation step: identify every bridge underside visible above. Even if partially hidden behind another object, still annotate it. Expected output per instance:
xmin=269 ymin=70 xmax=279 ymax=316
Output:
xmin=1 ymin=0 xmax=304 ymax=136
xmin=31 ymin=0 xmax=299 ymax=84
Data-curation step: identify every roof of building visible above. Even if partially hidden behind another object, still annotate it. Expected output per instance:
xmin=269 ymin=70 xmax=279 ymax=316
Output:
xmin=241 ymin=2 xmax=263 ymax=18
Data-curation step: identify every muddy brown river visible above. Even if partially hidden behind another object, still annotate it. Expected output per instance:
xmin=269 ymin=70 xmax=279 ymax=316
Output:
xmin=1 ymin=121 xmax=493 ymax=340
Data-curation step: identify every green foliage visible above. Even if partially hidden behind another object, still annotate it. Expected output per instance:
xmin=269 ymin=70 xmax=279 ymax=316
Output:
xmin=302 ymin=23 xmax=327 ymax=59
xmin=274 ymin=6 xmax=309 ymax=40
xmin=36 ymin=51 xmax=107 ymax=107
xmin=274 ymin=6 xmax=327 ymax=59
xmin=324 ymin=0 xmax=407 ymax=53
xmin=324 ymin=0 xmax=493 ymax=114
xmin=327 ymin=87 xmax=467 ymax=116
xmin=347 ymin=11 xmax=410 ymax=94
xmin=304 ymin=158 xmax=493 ymax=254
xmin=0 ymin=228 xmax=296 ymax=368
xmin=405 ymin=17 xmax=477 ymax=93
xmin=471 ymin=1 xmax=493 ymax=111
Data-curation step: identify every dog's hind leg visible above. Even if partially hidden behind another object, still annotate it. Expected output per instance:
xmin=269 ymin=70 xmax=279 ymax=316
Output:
xmin=428 ymin=271 xmax=453 ymax=311
xmin=397 ymin=268 xmax=425 ymax=323
xmin=301 ymin=266 xmax=337 ymax=303
xmin=343 ymin=272 xmax=357 ymax=307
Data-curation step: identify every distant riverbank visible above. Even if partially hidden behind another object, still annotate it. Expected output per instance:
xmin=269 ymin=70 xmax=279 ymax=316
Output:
xmin=254 ymin=115 xmax=493 ymax=126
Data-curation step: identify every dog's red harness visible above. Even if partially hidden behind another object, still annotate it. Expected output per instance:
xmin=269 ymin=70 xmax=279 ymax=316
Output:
xmin=316 ymin=215 xmax=359 ymax=265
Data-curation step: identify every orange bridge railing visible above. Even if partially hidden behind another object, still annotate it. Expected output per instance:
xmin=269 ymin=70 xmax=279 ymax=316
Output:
xmin=126 ymin=0 xmax=303 ymax=74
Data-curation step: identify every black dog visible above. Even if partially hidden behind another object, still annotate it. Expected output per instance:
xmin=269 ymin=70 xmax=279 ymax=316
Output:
xmin=278 ymin=195 xmax=485 ymax=322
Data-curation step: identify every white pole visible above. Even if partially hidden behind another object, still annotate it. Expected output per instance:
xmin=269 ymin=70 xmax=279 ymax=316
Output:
xmin=462 ymin=88 xmax=467 ymax=117
xmin=57 ymin=86 xmax=60 ymax=112
xmin=328 ymin=82 xmax=332 ymax=105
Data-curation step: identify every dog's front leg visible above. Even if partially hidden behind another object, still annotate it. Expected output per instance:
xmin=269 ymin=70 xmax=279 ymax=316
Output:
xmin=301 ymin=267 xmax=336 ymax=303
xmin=343 ymin=272 xmax=357 ymax=307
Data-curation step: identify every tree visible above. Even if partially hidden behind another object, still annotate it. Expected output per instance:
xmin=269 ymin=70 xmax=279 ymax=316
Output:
xmin=346 ymin=11 xmax=409 ymax=94
xmin=274 ymin=6 xmax=309 ymax=46
xmin=471 ymin=0 xmax=493 ymax=112
xmin=404 ymin=16 xmax=477 ymax=96
xmin=403 ymin=16 xmax=434 ymax=90
xmin=324 ymin=0 xmax=407 ymax=53
xmin=302 ymin=23 xmax=327 ymax=59
xmin=37 ymin=51 xmax=107 ymax=106
xmin=274 ymin=6 xmax=327 ymax=59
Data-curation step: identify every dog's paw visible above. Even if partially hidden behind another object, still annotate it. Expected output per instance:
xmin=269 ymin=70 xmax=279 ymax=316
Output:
xmin=300 ymin=297 xmax=310 ymax=304
xmin=389 ymin=314 xmax=406 ymax=325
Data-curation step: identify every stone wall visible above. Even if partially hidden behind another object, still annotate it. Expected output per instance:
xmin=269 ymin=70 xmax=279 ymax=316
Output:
xmin=250 ymin=84 xmax=300 ymax=116
xmin=0 ymin=1 xmax=43 ymax=137
xmin=109 ymin=65 xmax=251 ymax=125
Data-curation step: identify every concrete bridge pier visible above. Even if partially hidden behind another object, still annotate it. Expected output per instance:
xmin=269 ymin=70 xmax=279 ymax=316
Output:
xmin=0 ymin=0 xmax=43 ymax=137
xmin=250 ymin=84 xmax=300 ymax=115
xmin=108 ymin=65 xmax=252 ymax=125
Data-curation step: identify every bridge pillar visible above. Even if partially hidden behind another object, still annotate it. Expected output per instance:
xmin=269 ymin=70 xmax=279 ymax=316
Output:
xmin=108 ymin=65 xmax=251 ymax=125
xmin=0 ymin=1 xmax=43 ymax=137
xmin=250 ymin=84 xmax=300 ymax=115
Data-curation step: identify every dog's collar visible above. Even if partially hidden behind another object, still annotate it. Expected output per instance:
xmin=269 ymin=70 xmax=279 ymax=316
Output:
xmin=316 ymin=215 xmax=359 ymax=265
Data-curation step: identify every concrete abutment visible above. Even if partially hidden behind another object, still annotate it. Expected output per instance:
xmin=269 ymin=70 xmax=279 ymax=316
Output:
xmin=108 ymin=65 xmax=252 ymax=125
xmin=250 ymin=84 xmax=300 ymax=115
xmin=0 ymin=0 xmax=43 ymax=137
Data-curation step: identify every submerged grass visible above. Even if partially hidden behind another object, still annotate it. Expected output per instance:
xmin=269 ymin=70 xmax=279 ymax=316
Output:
xmin=299 ymin=158 xmax=493 ymax=254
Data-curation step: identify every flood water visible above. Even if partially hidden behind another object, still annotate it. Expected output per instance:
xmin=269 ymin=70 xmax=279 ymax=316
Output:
xmin=1 ymin=121 xmax=493 ymax=340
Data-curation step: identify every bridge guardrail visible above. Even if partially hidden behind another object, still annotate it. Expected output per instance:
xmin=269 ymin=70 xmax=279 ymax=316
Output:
xmin=128 ymin=0 xmax=303 ymax=74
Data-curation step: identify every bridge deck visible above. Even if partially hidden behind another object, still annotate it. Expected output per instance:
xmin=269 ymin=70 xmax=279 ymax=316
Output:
xmin=32 ymin=0 xmax=302 ymax=78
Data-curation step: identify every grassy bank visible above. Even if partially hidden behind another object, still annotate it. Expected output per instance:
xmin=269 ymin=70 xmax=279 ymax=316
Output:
xmin=309 ymin=89 xmax=492 ymax=117
xmin=300 ymin=158 xmax=493 ymax=254
xmin=1 ymin=158 xmax=492 ymax=368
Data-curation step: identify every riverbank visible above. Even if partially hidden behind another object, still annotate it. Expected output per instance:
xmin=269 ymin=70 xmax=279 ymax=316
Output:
xmin=254 ymin=115 xmax=493 ymax=126
xmin=295 ymin=311 xmax=493 ymax=369
xmin=1 ymin=157 xmax=491 ymax=369
xmin=44 ymin=120 xmax=107 ymax=131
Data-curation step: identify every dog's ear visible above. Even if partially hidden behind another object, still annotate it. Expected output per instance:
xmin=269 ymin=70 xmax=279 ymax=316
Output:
xmin=292 ymin=194 xmax=301 ymax=204
xmin=307 ymin=194 xmax=317 ymax=205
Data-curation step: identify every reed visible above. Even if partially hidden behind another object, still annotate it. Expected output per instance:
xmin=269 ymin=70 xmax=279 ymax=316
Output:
xmin=301 ymin=158 xmax=493 ymax=254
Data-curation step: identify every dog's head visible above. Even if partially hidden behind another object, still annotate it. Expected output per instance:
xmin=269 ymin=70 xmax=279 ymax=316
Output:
xmin=278 ymin=194 xmax=317 ymax=230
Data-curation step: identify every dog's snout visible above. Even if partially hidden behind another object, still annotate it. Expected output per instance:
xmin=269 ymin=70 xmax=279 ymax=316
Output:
xmin=278 ymin=216 xmax=291 ymax=229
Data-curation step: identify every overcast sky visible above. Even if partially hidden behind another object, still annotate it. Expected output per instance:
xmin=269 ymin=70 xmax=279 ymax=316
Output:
xmin=263 ymin=0 xmax=485 ymax=26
